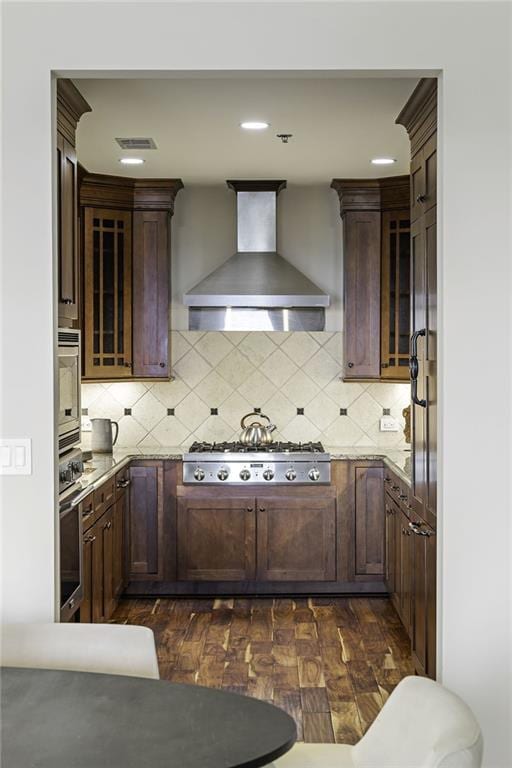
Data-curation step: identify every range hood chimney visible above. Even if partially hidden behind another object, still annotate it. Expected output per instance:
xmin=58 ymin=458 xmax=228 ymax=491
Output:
xmin=183 ymin=180 xmax=330 ymax=331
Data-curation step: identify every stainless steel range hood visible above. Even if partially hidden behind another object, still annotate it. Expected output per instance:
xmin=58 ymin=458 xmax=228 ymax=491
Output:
xmin=184 ymin=180 xmax=330 ymax=331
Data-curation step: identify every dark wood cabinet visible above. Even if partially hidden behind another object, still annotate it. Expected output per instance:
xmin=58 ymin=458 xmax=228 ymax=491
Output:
xmin=342 ymin=210 xmax=381 ymax=379
xmin=80 ymin=174 xmax=182 ymax=381
xmin=398 ymin=508 xmax=413 ymax=634
xmin=112 ymin=492 xmax=126 ymax=601
xmin=396 ymin=79 xmax=437 ymax=533
xmin=81 ymin=514 xmax=105 ymax=623
xmin=83 ymin=208 xmax=133 ymax=378
xmin=56 ymin=80 xmax=91 ymax=327
xmin=384 ymin=498 xmax=397 ymax=596
xmin=354 ymin=465 xmax=385 ymax=577
xmin=256 ymin=494 xmax=336 ymax=581
xmin=331 ymin=176 xmax=410 ymax=381
xmin=128 ymin=462 xmax=164 ymax=580
xmin=100 ymin=505 xmax=115 ymax=620
xmin=410 ymin=519 xmax=436 ymax=678
xmin=177 ymin=495 xmax=256 ymax=581
xmin=381 ymin=211 xmax=411 ymax=378
xmin=133 ymin=211 xmax=170 ymax=378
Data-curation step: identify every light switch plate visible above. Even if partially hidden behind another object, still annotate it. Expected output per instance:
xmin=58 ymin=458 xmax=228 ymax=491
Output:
xmin=379 ymin=416 xmax=399 ymax=432
xmin=0 ymin=439 xmax=32 ymax=475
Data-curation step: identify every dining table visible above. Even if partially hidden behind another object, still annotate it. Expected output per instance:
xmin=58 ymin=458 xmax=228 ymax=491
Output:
xmin=1 ymin=666 xmax=297 ymax=767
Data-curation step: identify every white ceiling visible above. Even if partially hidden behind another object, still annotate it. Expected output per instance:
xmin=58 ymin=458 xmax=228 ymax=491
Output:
xmin=74 ymin=76 xmax=419 ymax=184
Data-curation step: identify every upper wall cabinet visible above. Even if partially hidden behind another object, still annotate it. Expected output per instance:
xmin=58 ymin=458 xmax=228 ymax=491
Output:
xmin=79 ymin=174 xmax=183 ymax=381
xmin=331 ymin=176 xmax=411 ymax=381
xmin=56 ymin=80 xmax=91 ymax=327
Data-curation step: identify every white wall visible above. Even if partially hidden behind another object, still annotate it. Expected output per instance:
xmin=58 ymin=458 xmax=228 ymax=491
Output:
xmin=1 ymin=2 xmax=511 ymax=766
xmin=171 ymin=184 xmax=342 ymax=330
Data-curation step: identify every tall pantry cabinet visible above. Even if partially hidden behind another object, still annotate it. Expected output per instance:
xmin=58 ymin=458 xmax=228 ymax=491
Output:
xmin=56 ymin=80 xmax=92 ymax=326
xmin=396 ymin=78 xmax=438 ymax=678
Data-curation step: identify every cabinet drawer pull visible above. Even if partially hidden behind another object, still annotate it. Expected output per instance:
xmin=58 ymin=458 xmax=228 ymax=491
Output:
xmin=384 ymin=477 xmax=391 ymax=484
xmin=392 ymin=485 xmax=400 ymax=492
xmin=409 ymin=521 xmax=434 ymax=537
xmin=399 ymin=494 xmax=408 ymax=501
xmin=117 ymin=479 xmax=131 ymax=488
xmin=247 ymin=507 xmax=254 ymax=513
xmin=259 ymin=507 xmax=266 ymax=513
xmin=63 ymin=298 xmax=73 ymax=305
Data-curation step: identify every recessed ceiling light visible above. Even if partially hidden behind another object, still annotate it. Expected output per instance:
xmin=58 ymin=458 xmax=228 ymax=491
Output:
xmin=240 ymin=121 xmax=270 ymax=131
xmin=119 ymin=157 xmax=145 ymax=165
xmin=371 ymin=157 xmax=396 ymax=165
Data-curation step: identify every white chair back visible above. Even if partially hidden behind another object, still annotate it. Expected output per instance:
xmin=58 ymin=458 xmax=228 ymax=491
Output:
xmin=353 ymin=676 xmax=483 ymax=768
xmin=1 ymin=623 xmax=159 ymax=680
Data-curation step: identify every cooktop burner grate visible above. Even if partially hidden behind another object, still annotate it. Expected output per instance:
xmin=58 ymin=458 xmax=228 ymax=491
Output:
xmin=188 ymin=440 xmax=325 ymax=454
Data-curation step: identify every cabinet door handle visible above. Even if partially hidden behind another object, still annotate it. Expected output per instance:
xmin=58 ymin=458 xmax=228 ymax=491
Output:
xmin=347 ymin=362 xmax=354 ymax=369
xmin=399 ymin=494 xmax=408 ymax=501
xmin=259 ymin=507 xmax=266 ymax=513
xmin=416 ymin=193 xmax=427 ymax=204
xmin=63 ymin=298 xmax=73 ymax=305
xmin=247 ymin=507 xmax=254 ymax=513
xmin=117 ymin=479 xmax=131 ymax=488
xmin=105 ymin=520 xmax=112 ymax=529
xmin=410 ymin=329 xmax=427 ymax=408
xmin=159 ymin=362 xmax=165 ymax=368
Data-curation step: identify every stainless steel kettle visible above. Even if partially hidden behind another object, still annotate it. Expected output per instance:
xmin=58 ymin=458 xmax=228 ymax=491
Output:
xmin=239 ymin=412 xmax=276 ymax=446
xmin=90 ymin=418 xmax=119 ymax=453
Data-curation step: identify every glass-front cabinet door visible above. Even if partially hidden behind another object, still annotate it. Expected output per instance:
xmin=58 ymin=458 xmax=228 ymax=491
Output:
xmin=83 ymin=208 xmax=132 ymax=379
xmin=381 ymin=211 xmax=411 ymax=380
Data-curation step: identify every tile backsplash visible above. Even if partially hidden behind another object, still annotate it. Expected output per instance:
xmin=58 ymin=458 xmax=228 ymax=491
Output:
xmin=81 ymin=332 xmax=410 ymax=449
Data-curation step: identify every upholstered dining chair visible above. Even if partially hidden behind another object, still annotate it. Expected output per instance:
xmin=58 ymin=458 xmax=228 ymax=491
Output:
xmin=270 ymin=676 xmax=483 ymax=768
xmin=1 ymin=623 xmax=159 ymax=679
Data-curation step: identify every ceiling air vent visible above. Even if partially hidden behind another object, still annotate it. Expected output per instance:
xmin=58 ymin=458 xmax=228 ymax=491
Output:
xmin=115 ymin=137 xmax=157 ymax=150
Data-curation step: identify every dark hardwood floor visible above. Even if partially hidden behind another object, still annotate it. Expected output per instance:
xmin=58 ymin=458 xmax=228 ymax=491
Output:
xmin=112 ymin=596 xmax=413 ymax=744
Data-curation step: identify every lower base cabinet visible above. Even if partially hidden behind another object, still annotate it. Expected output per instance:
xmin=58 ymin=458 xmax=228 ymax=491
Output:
xmin=257 ymin=496 xmax=336 ymax=581
xmin=176 ymin=489 xmax=337 ymax=583
xmin=81 ymin=506 xmax=112 ymax=623
xmin=80 ymin=473 xmax=126 ymax=624
xmin=177 ymin=496 xmax=256 ymax=581
xmin=128 ymin=463 xmax=164 ymax=581
xmin=384 ymin=469 xmax=436 ymax=679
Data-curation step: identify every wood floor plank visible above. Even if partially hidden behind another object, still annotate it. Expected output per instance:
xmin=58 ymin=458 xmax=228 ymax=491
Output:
xmin=298 ymin=656 xmax=326 ymax=688
xmin=330 ymin=701 xmax=363 ymax=745
xmin=355 ymin=691 xmax=383 ymax=733
xmin=274 ymin=688 xmax=304 ymax=742
xmin=112 ymin=595 xmax=412 ymax=745
xmin=303 ymin=712 xmax=335 ymax=743
xmin=300 ymin=687 xmax=330 ymax=713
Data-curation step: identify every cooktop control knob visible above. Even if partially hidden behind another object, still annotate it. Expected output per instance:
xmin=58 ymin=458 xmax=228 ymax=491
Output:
xmin=194 ymin=467 xmax=205 ymax=481
xmin=262 ymin=468 xmax=274 ymax=481
xmin=308 ymin=467 xmax=320 ymax=481
xmin=285 ymin=468 xmax=297 ymax=481
xmin=239 ymin=468 xmax=251 ymax=481
xmin=217 ymin=467 xmax=229 ymax=481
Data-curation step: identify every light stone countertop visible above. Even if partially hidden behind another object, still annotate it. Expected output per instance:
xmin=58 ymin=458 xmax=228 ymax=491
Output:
xmin=66 ymin=444 xmax=411 ymax=507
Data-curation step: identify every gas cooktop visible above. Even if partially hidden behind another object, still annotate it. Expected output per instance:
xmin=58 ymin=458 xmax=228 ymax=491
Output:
xmin=188 ymin=440 xmax=326 ymax=454
xmin=184 ymin=441 xmax=331 ymax=485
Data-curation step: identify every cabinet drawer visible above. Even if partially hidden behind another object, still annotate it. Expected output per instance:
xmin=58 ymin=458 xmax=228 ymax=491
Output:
xmin=384 ymin=472 xmax=411 ymax=510
xmin=94 ymin=476 xmax=116 ymax=517
xmin=80 ymin=492 xmax=96 ymax=532
xmin=115 ymin=465 xmax=131 ymax=498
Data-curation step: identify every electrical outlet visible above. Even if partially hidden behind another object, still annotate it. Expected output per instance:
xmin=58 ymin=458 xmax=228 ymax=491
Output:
xmin=0 ymin=438 xmax=32 ymax=475
xmin=380 ymin=416 xmax=399 ymax=432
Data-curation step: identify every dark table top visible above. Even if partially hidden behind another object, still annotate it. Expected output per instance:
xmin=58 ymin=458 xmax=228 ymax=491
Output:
xmin=1 ymin=667 xmax=296 ymax=768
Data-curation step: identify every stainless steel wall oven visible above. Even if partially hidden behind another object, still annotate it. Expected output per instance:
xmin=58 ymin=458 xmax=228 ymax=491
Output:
xmin=58 ymin=328 xmax=81 ymax=454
